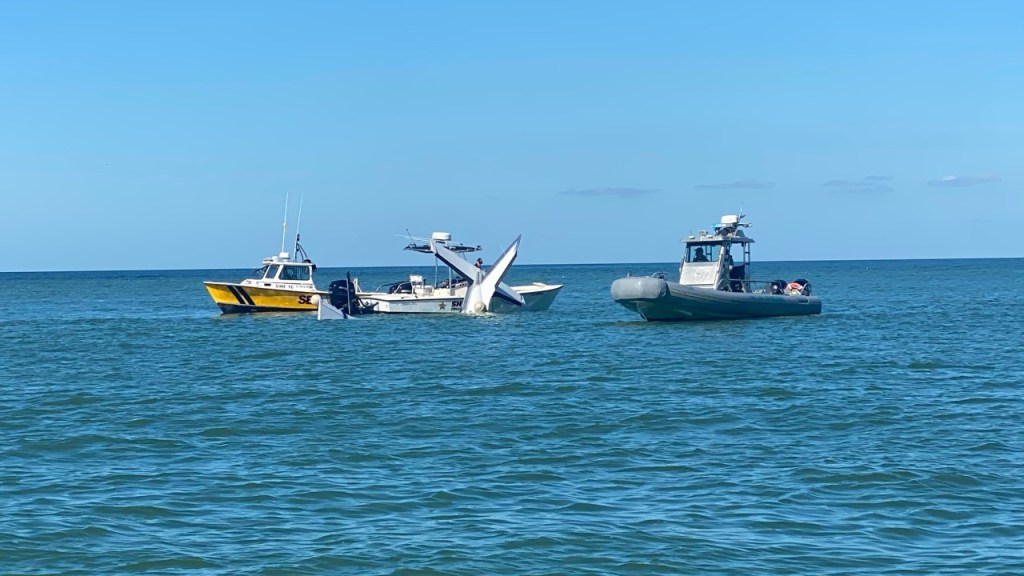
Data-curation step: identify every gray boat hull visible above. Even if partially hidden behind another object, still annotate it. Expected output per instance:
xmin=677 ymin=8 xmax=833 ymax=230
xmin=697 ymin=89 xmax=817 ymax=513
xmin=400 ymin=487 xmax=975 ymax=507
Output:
xmin=611 ymin=276 xmax=822 ymax=321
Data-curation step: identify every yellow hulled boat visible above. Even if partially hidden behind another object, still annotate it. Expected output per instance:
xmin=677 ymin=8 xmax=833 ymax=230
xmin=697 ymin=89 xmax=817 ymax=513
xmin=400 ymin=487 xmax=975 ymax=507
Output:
xmin=204 ymin=233 xmax=326 ymax=314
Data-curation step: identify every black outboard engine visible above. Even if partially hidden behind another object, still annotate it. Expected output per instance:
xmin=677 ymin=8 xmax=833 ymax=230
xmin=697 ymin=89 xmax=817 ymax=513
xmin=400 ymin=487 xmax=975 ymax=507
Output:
xmin=728 ymin=264 xmax=746 ymax=292
xmin=327 ymin=273 xmax=375 ymax=315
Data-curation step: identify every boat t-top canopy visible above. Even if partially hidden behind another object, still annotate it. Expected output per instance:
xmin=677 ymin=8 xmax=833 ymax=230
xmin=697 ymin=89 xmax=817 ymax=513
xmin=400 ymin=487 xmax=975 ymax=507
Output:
xmin=404 ymin=231 xmax=482 ymax=254
xmin=684 ymin=214 xmax=755 ymax=246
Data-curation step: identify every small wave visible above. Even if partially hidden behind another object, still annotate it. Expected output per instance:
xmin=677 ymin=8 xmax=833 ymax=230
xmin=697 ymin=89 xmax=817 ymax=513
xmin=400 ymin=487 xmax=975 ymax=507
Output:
xmin=493 ymin=471 xmax=567 ymax=483
xmin=966 ymin=441 xmax=1010 ymax=452
xmin=500 ymin=535 xmax=563 ymax=550
xmin=198 ymin=427 xmax=241 ymax=437
xmin=951 ymin=396 xmax=1003 ymax=405
xmin=928 ymin=471 xmax=984 ymax=488
xmin=119 ymin=556 xmax=219 ymax=571
xmin=92 ymin=504 xmax=182 ymax=518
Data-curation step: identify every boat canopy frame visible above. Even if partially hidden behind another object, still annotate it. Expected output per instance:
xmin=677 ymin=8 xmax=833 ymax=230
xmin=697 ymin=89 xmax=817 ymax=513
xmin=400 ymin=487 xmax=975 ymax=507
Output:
xmin=401 ymin=234 xmax=484 ymax=293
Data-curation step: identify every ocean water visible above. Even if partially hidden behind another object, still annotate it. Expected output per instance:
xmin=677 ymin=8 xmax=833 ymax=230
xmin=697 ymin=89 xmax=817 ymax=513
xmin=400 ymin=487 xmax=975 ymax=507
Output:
xmin=2 ymin=259 xmax=1023 ymax=574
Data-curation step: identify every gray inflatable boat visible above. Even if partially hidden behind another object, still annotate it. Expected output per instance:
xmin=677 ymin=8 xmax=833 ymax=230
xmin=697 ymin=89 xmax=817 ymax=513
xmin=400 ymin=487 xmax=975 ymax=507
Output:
xmin=611 ymin=213 xmax=822 ymax=321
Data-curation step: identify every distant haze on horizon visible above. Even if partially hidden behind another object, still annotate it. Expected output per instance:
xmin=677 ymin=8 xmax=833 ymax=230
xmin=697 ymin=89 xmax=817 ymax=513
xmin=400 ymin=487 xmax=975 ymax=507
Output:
xmin=7 ymin=256 xmax=1024 ymax=276
xmin=2 ymin=2 xmax=1022 ymax=272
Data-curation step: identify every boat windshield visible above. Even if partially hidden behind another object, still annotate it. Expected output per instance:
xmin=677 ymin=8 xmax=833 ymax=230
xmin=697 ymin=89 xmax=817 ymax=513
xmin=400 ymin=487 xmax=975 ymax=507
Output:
xmin=686 ymin=244 xmax=720 ymax=263
xmin=279 ymin=265 xmax=311 ymax=281
xmin=264 ymin=264 xmax=282 ymax=279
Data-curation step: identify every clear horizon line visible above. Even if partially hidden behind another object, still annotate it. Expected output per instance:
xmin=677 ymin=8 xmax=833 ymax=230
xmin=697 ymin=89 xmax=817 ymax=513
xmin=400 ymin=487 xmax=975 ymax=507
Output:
xmin=3 ymin=255 xmax=1022 ymax=274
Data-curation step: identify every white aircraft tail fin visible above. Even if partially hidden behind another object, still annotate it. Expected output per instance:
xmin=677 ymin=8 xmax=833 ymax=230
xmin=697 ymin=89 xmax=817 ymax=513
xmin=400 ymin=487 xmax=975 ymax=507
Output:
xmin=432 ymin=235 xmax=525 ymax=314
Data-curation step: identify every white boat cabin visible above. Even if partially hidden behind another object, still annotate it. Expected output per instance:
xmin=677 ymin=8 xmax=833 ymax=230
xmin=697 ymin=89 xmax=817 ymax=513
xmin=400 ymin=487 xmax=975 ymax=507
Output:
xmin=241 ymin=251 xmax=318 ymax=290
xmin=678 ymin=214 xmax=753 ymax=292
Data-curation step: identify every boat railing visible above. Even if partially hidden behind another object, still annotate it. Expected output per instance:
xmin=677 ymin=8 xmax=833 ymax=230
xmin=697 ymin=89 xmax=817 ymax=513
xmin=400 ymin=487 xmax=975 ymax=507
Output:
xmin=377 ymin=280 xmax=412 ymax=294
xmin=435 ymin=279 xmax=469 ymax=290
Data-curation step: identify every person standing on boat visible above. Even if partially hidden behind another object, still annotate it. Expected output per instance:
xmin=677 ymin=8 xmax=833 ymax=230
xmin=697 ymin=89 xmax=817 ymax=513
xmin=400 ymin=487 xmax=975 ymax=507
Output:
xmin=474 ymin=257 xmax=484 ymax=269
xmin=693 ymin=247 xmax=708 ymax=262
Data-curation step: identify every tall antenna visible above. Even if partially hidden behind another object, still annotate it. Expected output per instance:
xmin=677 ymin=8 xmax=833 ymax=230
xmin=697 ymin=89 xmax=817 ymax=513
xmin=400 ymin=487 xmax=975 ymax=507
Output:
xmin=294 ymin=193 xmax=304 ymax=256
xmin=280 ymin=192 xmax=290 ymax=256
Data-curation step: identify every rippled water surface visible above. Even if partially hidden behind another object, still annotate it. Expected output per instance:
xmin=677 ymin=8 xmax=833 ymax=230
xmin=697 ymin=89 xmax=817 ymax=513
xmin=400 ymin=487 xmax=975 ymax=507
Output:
xmin=2 ymin=260 xmax=1023 ymax=574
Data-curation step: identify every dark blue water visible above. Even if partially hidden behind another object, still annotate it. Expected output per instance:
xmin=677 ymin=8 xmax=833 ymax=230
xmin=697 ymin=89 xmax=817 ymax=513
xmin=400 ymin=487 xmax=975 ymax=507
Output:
xmin=2 ymin=260 xmax=1023 ymax=574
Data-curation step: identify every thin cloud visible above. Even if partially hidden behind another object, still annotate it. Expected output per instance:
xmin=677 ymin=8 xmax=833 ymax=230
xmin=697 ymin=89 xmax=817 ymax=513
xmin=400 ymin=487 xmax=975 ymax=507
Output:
xmin=823 ymin=179 xmax=893 ymax=194
xmin=693 ymin=179 xmax=775 ymax=190
xmin=864 ymin=175 xmax=894 ymax=181
xmin=927 ymin=175 xmax=1001 ymax=188
xmin=560 ymin=187 xmax=657 ymax=198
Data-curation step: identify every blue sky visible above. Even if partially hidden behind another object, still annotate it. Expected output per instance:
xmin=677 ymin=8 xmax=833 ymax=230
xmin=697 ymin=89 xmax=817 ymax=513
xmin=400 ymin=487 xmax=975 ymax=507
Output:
xmin=2 ymin=1 xmax=1021 ymax=271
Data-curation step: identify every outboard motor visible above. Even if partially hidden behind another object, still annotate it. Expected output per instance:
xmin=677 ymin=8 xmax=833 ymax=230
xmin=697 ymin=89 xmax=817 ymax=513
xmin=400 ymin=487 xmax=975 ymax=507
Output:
xmin=327 ymin=273 xmax=375 ymax=315
xmin=728 ymin=264 xmax=746 ymax=292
